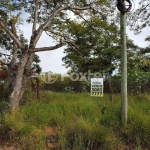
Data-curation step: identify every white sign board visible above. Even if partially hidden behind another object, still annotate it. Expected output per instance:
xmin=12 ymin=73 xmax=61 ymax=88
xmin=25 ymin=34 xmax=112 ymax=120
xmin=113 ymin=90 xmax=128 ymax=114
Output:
xmin=91 ymin=78 xmax=103 ymax=97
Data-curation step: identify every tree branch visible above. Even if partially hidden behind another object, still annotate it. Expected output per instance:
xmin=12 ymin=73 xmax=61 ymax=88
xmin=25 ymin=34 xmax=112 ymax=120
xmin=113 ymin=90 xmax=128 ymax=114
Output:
xmin=140 ymin=4 xmax=150 ymax=12
xmin=71 ymin=5 xmax=92 ymax=10
xmin=29 ymin=4 xmax=91 ymax=50
xmin=70 ymin=9 xmax=90 ymax=24
xmin=32 ymin=0 xmax=39 ymax=34
xmin=30 ymin=40 xmax=78 ymax=53
xmin=45 ymin=30 xmax=75 ymax=41
xmin=44 ymin=30 xmax=80 ymax=50
xmin=39 ymin=5 xmax=91 ymax=30
xmin=0 ymin=21 xmax=24 ymax=49
xmin=64 ymin=39 xmax=80 ymax=49
xmin=10 ymin=13 xmax=20 ymax=68
xmin=16 ymin=12 xmax=22 ymax=19
xmin=44 ymin=30 xmax=80 ymax=49
xmin=0 ymin=59 xmax=10 ymax=65
xmin=31 ymin=6 xmax=70 ymax=45
xmin=31 ymin=43 xmax=64 ymax=53
xmin=41 ymin=6 xmax=68 ymax=30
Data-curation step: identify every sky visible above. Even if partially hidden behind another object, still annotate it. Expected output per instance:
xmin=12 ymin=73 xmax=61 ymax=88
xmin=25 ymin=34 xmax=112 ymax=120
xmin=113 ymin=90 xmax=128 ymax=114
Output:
xmin=18 ymin=0 xmax=150 ymax=74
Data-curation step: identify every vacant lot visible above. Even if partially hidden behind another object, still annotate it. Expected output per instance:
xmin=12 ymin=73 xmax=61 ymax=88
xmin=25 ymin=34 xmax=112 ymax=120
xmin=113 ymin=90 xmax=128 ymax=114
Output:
xmin=0 ymin=92 xmax=150 ymax=150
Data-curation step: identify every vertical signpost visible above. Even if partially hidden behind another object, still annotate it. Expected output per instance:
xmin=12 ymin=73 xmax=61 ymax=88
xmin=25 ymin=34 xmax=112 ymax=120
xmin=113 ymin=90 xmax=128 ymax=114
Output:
xmin=117 ymin=0 xmax=132 ymax=125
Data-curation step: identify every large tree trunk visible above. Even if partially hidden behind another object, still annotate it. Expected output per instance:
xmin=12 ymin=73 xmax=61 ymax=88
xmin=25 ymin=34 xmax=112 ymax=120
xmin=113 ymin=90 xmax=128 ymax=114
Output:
xmin=8 ymin=52 xmax=31 ymax=109
xmin=8 ymin=45 xmax=17 ymax=90
xmin=18 ymin=54 xmax=34 ymax=101
xmin=8 ymin=52 xmax=34 ymax=109
xmin=8 ymin=23 xmax=18 ymax=92
xmin=8 ymin=27 xmax=40 ymax=109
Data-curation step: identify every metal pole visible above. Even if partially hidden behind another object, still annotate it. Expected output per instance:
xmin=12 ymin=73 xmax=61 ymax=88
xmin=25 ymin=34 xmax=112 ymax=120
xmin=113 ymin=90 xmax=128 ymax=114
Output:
xmin=120 ymin=0 xmax=127 ymax=125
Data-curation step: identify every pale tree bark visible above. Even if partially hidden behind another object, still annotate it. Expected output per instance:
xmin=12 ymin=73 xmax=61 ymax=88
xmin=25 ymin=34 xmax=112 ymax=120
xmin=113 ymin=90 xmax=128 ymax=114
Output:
xmin=0 ymin=20 xmax=24 ymax=49
xmin=18 ymin=53 xmax=34 ymax=102
xmin=8 ymin=21 xmax=18 ymax=89
xmin=8 ymin=45 xmax=17 ymax=89
xmin=8 ymin=52 xmax=34 ymax=109
xmin=9 ymin=51 xmax=29 ymax=109
xmin=0 ymin=59 xmax=9 ymax=65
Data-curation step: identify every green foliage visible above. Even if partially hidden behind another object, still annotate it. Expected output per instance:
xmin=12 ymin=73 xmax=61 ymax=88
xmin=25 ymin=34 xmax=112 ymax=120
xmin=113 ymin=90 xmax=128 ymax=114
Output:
xmin=1 ymin=92 xmax=150 ymax=149
xmin=129 ymin=0 xmax=150 ymax=33
xmin=128 ymin=54 xmax=150 ymax=93
xmin=64 ymin=86 xmax=74 ymax=93
xmin=0 ymin=30 xmax=13 ymax=50
xmin=119 ymin=95 xmax=150 ymax=148
xmin=63 ymin=16 xmax=120 ymax=74
xmin=128 ymin=68 xmax=150 ymax=84
xmin=0 ymin=84 xmax=9 ymax=100
xmin=0 ymin=100 xmax=6 ymax=115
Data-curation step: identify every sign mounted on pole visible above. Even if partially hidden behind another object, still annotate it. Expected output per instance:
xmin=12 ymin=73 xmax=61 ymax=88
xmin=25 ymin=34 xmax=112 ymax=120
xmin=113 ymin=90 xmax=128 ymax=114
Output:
xmin=91 ymin=78 xmax=103 ymax=97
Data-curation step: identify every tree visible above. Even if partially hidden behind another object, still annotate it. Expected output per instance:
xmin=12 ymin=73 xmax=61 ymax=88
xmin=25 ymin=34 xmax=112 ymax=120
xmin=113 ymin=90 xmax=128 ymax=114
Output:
xmin=62 ymin=20 xmax=141 ymax=79
xmin=0 ymin=13 xmax=41 ymax=89
xmin=129 ymin=0 xmax=150 ymax=34
xmin=125 ymin=0 xmax=150 ymax=92
xmin=114 ymin=40 xmax=150 ymax=93
xmin=0 ymin=0 xmax=101 ymax=109
xmin=62 ymin=16 xmax=120 ymax=75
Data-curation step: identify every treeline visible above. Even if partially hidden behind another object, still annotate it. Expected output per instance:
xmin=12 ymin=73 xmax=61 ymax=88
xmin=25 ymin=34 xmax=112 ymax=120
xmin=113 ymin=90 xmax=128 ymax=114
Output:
xmin=34 ymin=74 xmax=150 ymax=94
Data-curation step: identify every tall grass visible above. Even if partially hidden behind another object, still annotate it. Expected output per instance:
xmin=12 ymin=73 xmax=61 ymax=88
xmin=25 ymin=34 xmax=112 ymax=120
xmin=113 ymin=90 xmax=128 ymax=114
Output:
xmin=0 ymin=92 xmax=150 ymax=149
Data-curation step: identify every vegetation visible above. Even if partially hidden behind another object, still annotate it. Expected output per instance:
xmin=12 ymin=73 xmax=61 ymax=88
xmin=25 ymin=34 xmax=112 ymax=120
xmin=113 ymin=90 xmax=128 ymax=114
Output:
xmin=0 ymin=92 xmax=150 ymax=149
xmin=0 ymin=0 xmax=149 ymax=110
xmin=130 ymin=0 xmax=150 ymax=33
xmin=62 ymin=17 xmax=120 ymax=74
xmin=62 ymin=18 xmax=142 ymax=76
xmin=0 ymin=0 xmax=150 ymax=149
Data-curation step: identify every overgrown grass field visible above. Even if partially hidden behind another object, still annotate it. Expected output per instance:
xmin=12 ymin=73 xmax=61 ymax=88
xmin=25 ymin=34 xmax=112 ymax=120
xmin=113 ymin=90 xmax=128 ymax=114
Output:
xmin=0 ymin=92 xmax=150 ymax=150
